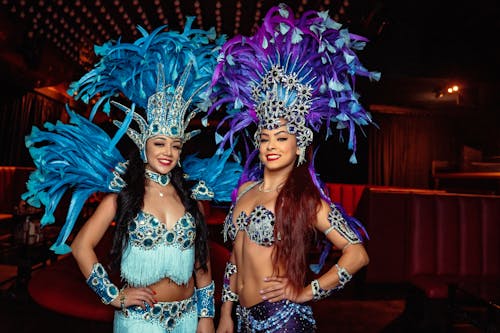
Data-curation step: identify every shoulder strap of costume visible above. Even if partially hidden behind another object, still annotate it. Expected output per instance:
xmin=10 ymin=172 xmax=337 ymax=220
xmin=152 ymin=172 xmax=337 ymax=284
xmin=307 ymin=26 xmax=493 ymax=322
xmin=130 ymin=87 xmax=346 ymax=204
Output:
xmin=235 ymin=181 xmax=260 ymax=202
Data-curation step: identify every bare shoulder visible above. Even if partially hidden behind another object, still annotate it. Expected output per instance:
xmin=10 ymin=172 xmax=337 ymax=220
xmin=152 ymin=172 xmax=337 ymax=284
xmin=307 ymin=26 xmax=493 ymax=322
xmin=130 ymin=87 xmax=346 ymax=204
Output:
xmin=95 ymin=193 xmax=118 ymax=211
xmin=101 ymin=193 xmax=118 ymax=204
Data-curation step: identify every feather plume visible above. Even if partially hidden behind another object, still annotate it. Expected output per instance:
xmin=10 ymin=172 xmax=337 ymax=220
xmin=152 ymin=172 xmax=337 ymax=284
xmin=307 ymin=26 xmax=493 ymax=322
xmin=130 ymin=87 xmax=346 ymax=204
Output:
xmin=22 ymin=108 xmax=127 ymax=254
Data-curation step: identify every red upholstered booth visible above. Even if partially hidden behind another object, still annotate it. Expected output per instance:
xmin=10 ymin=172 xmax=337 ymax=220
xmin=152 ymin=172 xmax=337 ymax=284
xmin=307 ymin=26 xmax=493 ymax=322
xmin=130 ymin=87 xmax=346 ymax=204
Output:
xmin=28 ymin=254 xmax=116 ymax=322
xmin=324 ymin=183 xmax=368 ymax=216
xmin=200 ymin=200 xmax=228 ymax=225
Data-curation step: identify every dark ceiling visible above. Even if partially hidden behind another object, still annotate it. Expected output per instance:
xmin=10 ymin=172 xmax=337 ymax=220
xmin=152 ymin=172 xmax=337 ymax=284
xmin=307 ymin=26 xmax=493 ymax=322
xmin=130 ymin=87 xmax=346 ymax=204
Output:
xmin=0 ymin=0 xmax=498 ymax=93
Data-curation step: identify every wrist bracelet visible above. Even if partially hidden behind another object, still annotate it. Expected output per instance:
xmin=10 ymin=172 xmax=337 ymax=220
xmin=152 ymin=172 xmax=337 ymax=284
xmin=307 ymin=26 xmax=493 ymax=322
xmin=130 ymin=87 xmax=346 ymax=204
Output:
xmin=196 ymin=280 xmax=215 ymax=318
xmin=311 ymin=264 xmax=353 ymax=301
xmin=86 ymin=262 xmax=119 ymax=304
xmin=119 ymin=289 xmax=127 ymax=312
xmin=311 ymin=279 xmax=333 ymax=301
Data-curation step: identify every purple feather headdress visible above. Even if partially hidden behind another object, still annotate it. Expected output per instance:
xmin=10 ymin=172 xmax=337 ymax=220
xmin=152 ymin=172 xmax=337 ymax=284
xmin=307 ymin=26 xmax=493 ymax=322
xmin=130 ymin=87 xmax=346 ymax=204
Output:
xmin=208 ymin=3 xmax=380 ymax=165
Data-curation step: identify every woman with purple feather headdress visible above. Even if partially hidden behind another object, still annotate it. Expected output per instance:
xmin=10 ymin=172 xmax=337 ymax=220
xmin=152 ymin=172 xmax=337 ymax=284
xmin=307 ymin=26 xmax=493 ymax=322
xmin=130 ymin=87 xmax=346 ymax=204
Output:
xmin=209 ymin=4 xmax=380 ymax=332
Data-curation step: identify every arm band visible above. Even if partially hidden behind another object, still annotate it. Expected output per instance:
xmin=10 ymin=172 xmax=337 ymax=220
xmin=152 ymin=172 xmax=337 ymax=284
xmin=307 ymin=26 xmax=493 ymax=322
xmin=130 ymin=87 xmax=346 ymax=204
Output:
xmin=222 ymin=261 xmax=239 ymax=302
xmin=311 ymin=264 xmax=352 ymax=301
xmin=196 ymin=280 xmax=215 ymax=318
xmin=86 ymin=262 xmax=119 ymax=304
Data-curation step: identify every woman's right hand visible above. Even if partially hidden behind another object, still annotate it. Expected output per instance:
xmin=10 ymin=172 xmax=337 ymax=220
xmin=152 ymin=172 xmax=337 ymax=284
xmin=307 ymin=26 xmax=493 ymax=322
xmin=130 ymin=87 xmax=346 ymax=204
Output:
xmin=216 ymin=314 xmax=234 ymax=333
xmin=111 ymin=286 xmax=157 ymax=309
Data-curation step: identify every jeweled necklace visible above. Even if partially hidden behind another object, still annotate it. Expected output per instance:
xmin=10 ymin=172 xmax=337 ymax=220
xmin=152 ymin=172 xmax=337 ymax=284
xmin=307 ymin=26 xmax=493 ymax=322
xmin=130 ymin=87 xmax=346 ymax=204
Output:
xmin=145 ymin=170 xmax=171 ymax=187
xmin=258 ymin=181 xmax=283 ymax=193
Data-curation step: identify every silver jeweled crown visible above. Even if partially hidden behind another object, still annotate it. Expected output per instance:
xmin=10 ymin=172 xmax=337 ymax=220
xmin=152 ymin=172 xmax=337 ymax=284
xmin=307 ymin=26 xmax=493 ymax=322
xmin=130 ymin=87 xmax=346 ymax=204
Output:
xmin=113 ymin=62 xmax=207 ymax=162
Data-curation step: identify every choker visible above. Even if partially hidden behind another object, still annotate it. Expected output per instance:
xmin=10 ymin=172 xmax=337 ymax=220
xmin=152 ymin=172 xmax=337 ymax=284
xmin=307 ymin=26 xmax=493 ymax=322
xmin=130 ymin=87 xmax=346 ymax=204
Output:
xmin=145 ymin=170 xmax=171 ymax=186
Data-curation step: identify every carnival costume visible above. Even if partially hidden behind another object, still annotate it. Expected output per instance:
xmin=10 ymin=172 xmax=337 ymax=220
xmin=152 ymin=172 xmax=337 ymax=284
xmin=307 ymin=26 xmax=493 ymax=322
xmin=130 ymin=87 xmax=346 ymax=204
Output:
xmin=23 ymin=20 xmax=241 ymax=333
xmin=209 ymin=4 xmax=380 ymax=332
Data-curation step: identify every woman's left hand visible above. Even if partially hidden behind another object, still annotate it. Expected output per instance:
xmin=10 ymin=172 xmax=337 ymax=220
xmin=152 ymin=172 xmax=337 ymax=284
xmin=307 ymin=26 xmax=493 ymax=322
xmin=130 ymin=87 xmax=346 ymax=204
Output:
xmin=260 ymin=276 xmax=308 ymax=303
xmin=197 ymin=317 xmax=215 ymax=333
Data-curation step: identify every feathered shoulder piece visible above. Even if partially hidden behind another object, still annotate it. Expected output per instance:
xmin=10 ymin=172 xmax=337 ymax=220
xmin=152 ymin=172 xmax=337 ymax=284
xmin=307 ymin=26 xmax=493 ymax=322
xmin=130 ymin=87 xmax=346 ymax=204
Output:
xmin=22 ymin=108 xmax=130 ymax=254
xmin=183 ymin=147 xmax=243 ymax=203
xmin=68 ymin=17 xmax=226 ymax=121
xmin=209 ymin=3 xmax=380 ymax=164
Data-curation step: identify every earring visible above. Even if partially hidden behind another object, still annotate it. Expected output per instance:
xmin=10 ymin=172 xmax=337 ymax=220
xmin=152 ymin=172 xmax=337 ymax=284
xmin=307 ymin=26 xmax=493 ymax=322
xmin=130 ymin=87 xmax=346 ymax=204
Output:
xmin=297 ymin=149 xmax=306 ymax=166
xmin=177 ymin=159 xmax=181 ymax=167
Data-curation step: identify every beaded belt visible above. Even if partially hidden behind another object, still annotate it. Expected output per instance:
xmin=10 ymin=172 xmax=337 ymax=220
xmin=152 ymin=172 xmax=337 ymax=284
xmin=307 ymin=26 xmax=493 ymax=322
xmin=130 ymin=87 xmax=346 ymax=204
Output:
xmin=121 ymin=295 xmax=196 ymax=331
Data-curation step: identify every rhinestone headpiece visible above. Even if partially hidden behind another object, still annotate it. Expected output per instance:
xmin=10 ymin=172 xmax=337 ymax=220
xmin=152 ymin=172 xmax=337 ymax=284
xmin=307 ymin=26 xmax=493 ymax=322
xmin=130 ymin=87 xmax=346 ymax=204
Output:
xmin=252 ymin=64 xmax=314 ymax=164
xmin=113 ymin=62 xmax=206 ymax=162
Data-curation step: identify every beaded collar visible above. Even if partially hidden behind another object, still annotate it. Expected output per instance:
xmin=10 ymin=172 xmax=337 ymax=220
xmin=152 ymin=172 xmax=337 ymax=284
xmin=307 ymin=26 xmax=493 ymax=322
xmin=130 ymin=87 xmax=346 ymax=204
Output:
xmin=145 ymin=169 xmax=171 ymax=186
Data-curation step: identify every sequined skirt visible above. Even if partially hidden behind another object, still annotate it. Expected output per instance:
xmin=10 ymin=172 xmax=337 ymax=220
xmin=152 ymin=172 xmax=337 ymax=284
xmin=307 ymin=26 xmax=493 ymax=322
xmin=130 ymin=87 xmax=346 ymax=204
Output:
xmin=236 ymin=300 xmax=316 ymax=333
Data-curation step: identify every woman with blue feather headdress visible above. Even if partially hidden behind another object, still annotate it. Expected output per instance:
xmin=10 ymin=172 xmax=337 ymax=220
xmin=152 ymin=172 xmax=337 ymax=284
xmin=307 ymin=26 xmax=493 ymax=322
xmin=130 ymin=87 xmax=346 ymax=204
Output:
xmin=22 ymin=19 xmax=241 ymax=333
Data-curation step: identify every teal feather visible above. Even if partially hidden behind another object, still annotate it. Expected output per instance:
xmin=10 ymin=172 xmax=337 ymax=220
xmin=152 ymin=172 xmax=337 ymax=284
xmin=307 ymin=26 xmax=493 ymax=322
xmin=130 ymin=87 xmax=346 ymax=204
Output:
xmin=68 ymin=19 xmax=226 ymax=121
xmin=183 ymin=148 xmax=243 ymax=203
xmin=22 ymin=108 xmax=126 ymax=254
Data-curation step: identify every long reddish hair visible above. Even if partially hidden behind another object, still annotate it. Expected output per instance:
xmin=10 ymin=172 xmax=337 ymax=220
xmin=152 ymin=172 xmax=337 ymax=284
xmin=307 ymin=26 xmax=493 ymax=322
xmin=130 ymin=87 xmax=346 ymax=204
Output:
xmin=272 ymin=148 xmax=321 ymax=291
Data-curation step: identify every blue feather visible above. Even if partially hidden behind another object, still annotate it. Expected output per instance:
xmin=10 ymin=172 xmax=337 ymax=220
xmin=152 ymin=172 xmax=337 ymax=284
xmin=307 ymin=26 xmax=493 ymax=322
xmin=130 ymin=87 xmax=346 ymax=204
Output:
xmin=183 ymin=147 xmax=243 ymax=203
xmin=22 ymin=109 xmax=126 ymax=254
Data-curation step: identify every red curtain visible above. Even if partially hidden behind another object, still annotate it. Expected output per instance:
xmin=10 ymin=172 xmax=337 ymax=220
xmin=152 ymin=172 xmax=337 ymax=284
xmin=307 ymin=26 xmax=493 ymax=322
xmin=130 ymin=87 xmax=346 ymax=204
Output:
xmin=368 ymin=111 xmax=459 ymax=188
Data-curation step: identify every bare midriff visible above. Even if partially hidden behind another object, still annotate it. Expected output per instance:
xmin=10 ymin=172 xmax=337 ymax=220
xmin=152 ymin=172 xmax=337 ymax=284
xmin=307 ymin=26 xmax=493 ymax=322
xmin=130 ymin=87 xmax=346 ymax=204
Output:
xmin=236 ymin=234 xmax=283 ymax=307
xmin=149 ymin=276 xmax=195 ymax=302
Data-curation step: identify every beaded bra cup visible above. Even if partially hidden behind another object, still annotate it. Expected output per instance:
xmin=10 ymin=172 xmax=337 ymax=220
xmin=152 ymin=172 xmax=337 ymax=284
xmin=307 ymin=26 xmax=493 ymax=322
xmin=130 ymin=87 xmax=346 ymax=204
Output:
xmin=223 ymin=182 xmax=275 ymax=247
xmin=224 ymin=204 xmax=276 ymax=247
xmin=121 ymin=210 xmax=196 ymax=286
xmin=128 ymin=211 xmax=196 ymax=250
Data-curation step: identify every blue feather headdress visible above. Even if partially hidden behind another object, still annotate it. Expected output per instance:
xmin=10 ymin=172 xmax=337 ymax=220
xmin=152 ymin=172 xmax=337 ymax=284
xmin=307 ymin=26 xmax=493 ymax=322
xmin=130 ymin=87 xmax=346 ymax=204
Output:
xmin=209 ymin=3 xmax=380 ymax=165
xmin=23 ymin=21 xmax=226 ymax=254
xmin=68 ymin=18 xmax=226 ymax=162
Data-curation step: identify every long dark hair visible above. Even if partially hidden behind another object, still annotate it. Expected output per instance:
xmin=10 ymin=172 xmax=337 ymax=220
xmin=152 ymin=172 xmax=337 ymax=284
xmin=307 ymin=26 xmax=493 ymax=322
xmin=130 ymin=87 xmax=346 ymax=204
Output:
xmin=272 ymin=147 xmax=321 ymax=291
xmin=109 ymin=147 xmax=209 ymax=273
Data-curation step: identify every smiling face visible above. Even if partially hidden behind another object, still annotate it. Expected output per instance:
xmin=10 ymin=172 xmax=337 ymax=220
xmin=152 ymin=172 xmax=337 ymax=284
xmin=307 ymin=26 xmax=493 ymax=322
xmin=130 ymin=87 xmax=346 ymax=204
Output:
xmin=145 ymin=135 xmax=182 ymax=174
xmin=258 ymin=123 xmax=300 ymax=171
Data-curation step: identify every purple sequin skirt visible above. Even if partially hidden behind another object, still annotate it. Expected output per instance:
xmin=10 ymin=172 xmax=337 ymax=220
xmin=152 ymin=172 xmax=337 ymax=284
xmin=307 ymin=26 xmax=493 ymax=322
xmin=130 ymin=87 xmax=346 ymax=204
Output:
xmin=236 ymin=300 xmax=316 ymax=333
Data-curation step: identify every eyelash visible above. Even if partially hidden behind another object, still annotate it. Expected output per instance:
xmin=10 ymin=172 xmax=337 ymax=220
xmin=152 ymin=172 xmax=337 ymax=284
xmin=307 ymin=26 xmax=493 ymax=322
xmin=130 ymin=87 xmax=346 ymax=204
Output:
xmin=260 ymin=137 xmax=287 ymax=142
xmin=153 ymin=143 xmax=181 ymax=149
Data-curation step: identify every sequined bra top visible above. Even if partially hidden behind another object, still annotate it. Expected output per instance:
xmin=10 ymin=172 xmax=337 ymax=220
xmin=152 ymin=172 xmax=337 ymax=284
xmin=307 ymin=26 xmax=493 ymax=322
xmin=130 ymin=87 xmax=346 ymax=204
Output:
xmin=121 ymin=210 xmax=196 ymax=287
xmin=223 ymin=182 xmax=276 ymax=247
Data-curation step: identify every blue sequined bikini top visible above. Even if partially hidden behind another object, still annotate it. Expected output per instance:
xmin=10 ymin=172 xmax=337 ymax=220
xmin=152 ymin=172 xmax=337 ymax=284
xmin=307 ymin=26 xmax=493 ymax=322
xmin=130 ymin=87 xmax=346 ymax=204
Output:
xmin=223 ymin=182 xmax=276 ymax=247
xmin=121 ymin=210 xmax=196 ymax=286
